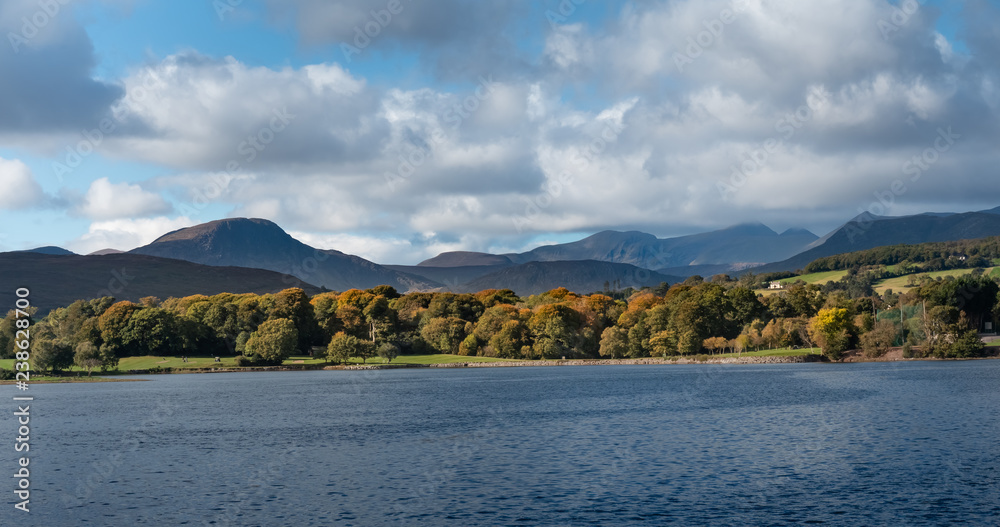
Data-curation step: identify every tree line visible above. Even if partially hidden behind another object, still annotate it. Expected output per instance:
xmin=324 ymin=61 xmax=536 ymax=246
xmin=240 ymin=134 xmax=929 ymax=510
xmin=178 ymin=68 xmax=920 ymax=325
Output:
xmin=2 ymin=272 xmax=998 ymax=375
xmin=804 ymin=237 xmax=1000 ymax=273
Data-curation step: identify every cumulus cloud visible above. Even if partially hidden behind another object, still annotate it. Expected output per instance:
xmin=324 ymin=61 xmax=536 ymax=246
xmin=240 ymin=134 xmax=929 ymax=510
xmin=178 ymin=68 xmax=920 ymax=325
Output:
xmin=9 ymin=0 xmax=1000 ymax=264
xmin=263 ymin=0 xmax=532 ymax=79
xmin=0 ymin=0 xmax=123 ymax=133
xmin=76 ymin=178 xmax=173 ymax=220
xmin=67 ymin=216 xmax=196 ymax=255
xmin=0 ymin=157 xmax=47 ymax=209
xmin=90 ymin=55 xmax=373 ymax=171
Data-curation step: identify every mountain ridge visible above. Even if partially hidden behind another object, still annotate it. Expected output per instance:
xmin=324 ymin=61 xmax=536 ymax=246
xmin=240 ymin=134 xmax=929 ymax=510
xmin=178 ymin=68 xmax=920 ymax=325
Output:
xmin=131 ymin=218 xmax=441 ymax=292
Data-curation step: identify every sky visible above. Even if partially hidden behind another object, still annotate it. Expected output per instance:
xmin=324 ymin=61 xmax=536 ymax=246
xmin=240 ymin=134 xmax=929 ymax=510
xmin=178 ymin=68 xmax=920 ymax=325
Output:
xmin=0 ymin=0 xmax=998 ymax=264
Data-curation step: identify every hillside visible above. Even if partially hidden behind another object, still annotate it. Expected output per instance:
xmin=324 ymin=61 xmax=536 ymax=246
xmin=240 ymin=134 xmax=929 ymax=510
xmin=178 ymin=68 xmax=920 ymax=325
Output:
xmin=385 ymin=264 xmax=509 ymax=288
xmin=130 ymin=218 xmax=440 ymax=292
xmin=503 ymin=224 xmax=817 ymax=269
xmin=20 ymin=246 xmax=75 ymax=255
xmin=417 ymin=251 xmax=514 ymax=267
xmin=755 ymin=211 xmax=1000 ymax=273
xmin=458 ymin=260 xmax=679 ymax=296
xmin=0 ymin=252 xmax=322 ymax=313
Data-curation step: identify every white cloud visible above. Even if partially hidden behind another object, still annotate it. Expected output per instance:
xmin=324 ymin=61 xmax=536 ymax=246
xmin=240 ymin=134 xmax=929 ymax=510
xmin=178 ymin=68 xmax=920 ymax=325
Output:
xmin=67 ymin=216 xmax=197 ymax=255
xmin=99 ymin=54 xmax=381 ymax=171
xmin=77 ymin=177 xmax=173 ymax=220
xmin=288 ymin=231 xmax=416 ymax=264
xmin=8 ymin=0 xmax=1000 ymax=264
xmin=0 ymin=157 xmax=47 ymax=209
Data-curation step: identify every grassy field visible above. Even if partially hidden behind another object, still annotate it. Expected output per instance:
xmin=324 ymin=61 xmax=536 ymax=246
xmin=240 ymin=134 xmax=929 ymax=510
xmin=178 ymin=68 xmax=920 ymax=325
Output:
xmin=755 ymin=270 xmax=850 ymax=296
xmin=708 ymin=347 xmax=821 ymax=358
xmin=664 ymin=347 xmax=822 ymax=359
xmin=873 ymin=268 xmax=993 ymax=295
xmin=779 ymin=270 xmax=849 ymax=285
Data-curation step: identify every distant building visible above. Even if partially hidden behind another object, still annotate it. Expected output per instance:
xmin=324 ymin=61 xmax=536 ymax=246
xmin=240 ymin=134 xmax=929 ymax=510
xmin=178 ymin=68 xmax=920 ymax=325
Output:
xmin=768 ymin=281 xmax=783 ymax=290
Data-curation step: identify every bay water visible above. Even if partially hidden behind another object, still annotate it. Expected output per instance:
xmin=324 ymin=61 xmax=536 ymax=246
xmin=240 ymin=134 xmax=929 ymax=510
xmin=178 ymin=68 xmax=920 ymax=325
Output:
xmin=2 ymin=361 xmax=999 ymax=526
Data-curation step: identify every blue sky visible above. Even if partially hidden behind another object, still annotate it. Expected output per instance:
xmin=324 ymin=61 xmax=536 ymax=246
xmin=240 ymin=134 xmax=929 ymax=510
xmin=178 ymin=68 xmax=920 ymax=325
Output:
xmin=0 ymin=0 xmax=997 ymax=264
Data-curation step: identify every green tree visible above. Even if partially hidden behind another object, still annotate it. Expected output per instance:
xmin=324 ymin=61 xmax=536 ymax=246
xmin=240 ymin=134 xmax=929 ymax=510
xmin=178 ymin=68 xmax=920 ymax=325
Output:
xmin=245 ymin=318 xmax=298 ymax=365
xmin=703 ymin=336 xmax=728 ymax=354
xmin=363 ymin=295 xmax=397 ymax=344
xmin=860 ymin=319 xmax=897 ymax=358
xmin=0 ymin=310 xmax=17 ymax=360
xmin=74 ymin=341 xmax=103 ymax=376
xmin=528 ymin=303 xmax=588 ymax=359
xmin=809 ymin=308 xmax=855 ymax=360
xmin=32 ymin=333 xmax=74 ymax=374
xmin=459 ymin=334 xmax=480 ymax=356
xmin=270 ymin=288 xmax=321 ymax=352
xmin=420 ymin=317 xmax=468 ymax=354
xmin=98 ymin=301 xmax=141 ymax=357
xmin=377 ymin=342 xmax=400 ymax=363
xmin=488 ymin=320 xmax=531 ymax=359
xmin=327 ymin=332 xmax=375 ymax=364
xmin=124 ymin=308 xmax=182 ymax=357
xmin=598 ymin=327 xmax=629 ymax=358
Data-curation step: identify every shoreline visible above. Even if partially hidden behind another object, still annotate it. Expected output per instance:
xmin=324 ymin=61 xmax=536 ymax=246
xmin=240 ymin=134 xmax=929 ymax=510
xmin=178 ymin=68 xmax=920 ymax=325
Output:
xmin=4 ymin=352 xmax=998 ymax=383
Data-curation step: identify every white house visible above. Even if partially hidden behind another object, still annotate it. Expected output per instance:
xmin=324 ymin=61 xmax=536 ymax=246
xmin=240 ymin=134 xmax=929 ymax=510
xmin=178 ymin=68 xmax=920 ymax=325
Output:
xmin=768 ymin=281 xmax=783 ymax=290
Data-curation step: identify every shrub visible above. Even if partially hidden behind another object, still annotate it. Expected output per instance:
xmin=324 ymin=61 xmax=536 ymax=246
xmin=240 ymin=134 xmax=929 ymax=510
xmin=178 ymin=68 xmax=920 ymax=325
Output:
xmin=234 ymin=355 xmax=253 ymax=367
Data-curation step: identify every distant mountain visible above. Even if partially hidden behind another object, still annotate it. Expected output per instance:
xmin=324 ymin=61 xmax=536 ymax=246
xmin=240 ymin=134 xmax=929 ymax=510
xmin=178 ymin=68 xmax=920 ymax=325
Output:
xmin=0 ymin=252 xmax=322 ymax=314
xmin=756 ymin=210 xmax=1000 ymax=273
xmin=417 ymin=251 xmax=514 ymax=267
xmin=89 ymin=248 xmax=123 ymax=256
xmin=493 ymin=223 xmax=816 ymax=269
xmin=20 ymin=246 xmax=75 ymax=255
xmin=385 ymin=264 xmax=509 ymax=288
xmin=458 ymin=260 xmax=679 ymax=296
xmin=130 ymin=218 xmax=439 ymax=292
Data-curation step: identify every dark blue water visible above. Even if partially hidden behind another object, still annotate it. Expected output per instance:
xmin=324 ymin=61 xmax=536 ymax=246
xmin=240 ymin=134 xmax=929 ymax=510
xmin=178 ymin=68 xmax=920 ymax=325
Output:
xmin=2 ymin=361 xmax=999 ymax=526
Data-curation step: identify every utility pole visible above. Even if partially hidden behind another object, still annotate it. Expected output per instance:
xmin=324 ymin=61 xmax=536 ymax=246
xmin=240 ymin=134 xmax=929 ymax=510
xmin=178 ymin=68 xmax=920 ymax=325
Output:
xmin=900 ymin=300 xmax=905 ymax=344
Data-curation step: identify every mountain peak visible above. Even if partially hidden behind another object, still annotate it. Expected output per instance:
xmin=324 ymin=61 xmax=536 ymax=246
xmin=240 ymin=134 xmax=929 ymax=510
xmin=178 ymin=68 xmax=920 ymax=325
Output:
xmin=131 ymin=217 xmax=439 ymax=292
xmin=848 ymin=211 xmax=885 ymax=225
xmin=418 ymin=251 xmax=513 ymax=267
xmin=720 ymin=222 xmax=778 ymax=236
xmin=583 ymin=230 xmax=660 ymax=244
xmin=980 ymin=206 xmax=1000 ymax=215
xmin=21 ymin=246 xmax=75 ymax=256
xmin=779 ymin=228 xmax=817 ymax=238
xmin=151 ymin=217 xmax=287 ymax=244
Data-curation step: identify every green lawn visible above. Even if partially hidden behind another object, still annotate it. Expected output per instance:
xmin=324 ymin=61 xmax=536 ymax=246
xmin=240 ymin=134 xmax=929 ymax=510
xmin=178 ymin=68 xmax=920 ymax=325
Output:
xmin=754 ymin=270 xmax=849 ymax=296
xmin=665 ymin=347 xmax=822 ymax=359
xmin=371 ymin=354 xmax=516 ymax=365
xmin=780 ymin=270 xmax=850 ymax=286
xmin=708 ymin=347 xmax=821 ymax=358
xmin=986 ymin=340 xmax=1000 ymax=347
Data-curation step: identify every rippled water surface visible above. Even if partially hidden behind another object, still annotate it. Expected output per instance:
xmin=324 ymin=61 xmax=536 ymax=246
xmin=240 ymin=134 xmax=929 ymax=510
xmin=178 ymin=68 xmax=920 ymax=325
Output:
xmin=3 ymin=361 xmax=999 ymax=526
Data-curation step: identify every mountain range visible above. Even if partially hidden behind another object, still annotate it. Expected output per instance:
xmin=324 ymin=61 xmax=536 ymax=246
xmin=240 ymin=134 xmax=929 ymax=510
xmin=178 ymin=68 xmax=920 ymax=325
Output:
xmin=0 ymin=251 xmax=322 ymax=313
xmin=130 ymin=218 xmax=438 ymax=292
xmin=5 ymin=206 xmax=1000 ymax=310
